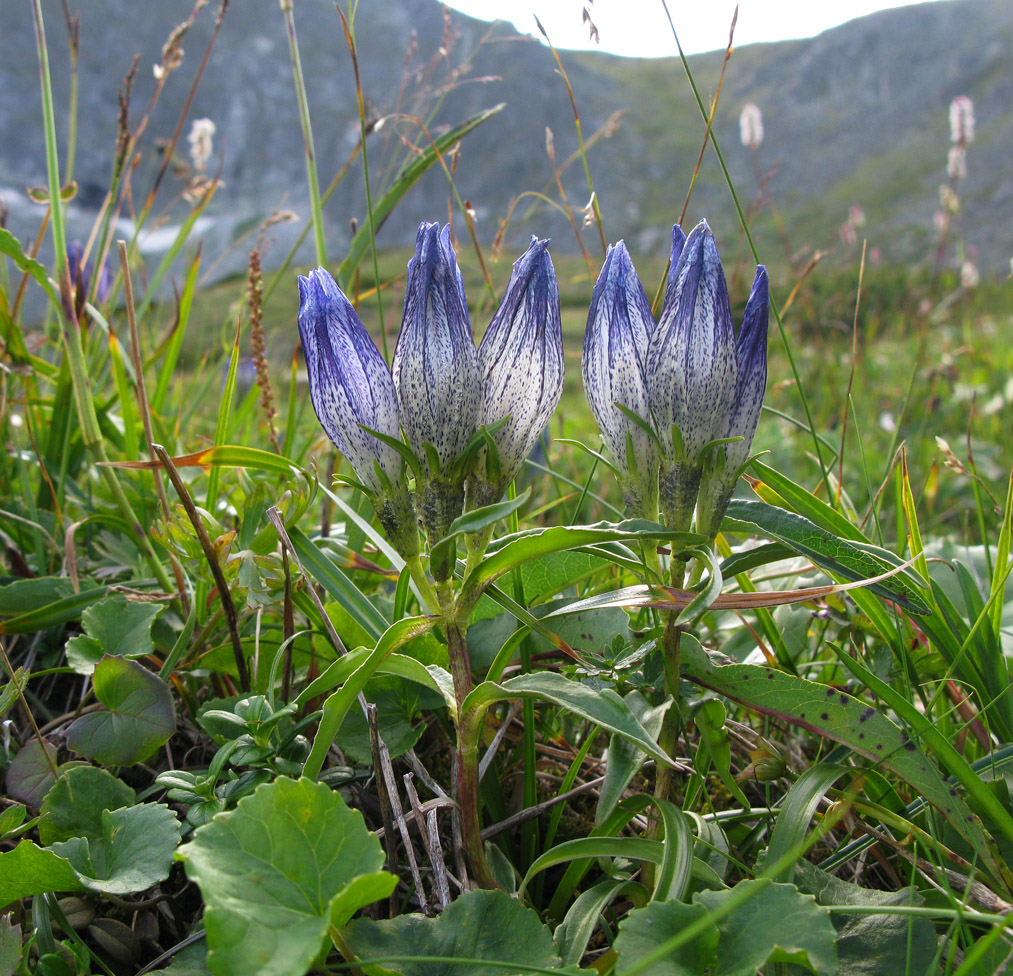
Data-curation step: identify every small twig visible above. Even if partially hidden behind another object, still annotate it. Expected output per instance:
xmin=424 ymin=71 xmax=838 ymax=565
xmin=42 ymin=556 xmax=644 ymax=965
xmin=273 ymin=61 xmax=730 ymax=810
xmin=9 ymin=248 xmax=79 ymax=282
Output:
xmin=379 ymin=745 xmax=429 ymax=915
xmin=405 ymin=772 xmax=450 ymax=912
xmin=152 ymin=444 xmax=248 ymax=691
xmin=481 ymin=774 xmax=606 ymax=840
xmin=404 ymin=747 xmax=448 ymax=798
xmin=368 ymin=704 xmax=400 ymax=916
xmin=478 ymin=701 xmax=520 ymax=780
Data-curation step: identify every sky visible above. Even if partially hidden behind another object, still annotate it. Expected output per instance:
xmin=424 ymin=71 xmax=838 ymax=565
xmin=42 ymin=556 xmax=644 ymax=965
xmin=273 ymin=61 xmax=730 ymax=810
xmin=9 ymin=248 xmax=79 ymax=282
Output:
xmin=444 ymin=0 xmax=944 ymax=58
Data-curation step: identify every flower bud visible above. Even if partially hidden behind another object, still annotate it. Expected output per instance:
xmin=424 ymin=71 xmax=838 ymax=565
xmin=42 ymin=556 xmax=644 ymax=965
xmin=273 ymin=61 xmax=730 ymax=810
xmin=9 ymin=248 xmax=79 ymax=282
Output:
xmin=739 ymin=103 xmax=764 ymax=149
xmin=297 ymin=268 xmax=418 ymax=555
xmin=582 ymin=241 xmax=659 ymax=516
xmin=476 ymin=237 xmax=563 ymax=503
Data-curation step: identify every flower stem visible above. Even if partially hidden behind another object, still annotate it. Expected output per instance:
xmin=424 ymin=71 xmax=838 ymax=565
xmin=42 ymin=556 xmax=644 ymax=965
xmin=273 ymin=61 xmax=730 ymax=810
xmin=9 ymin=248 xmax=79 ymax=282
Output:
xmin=447 ymin=619 xmax=497 ymax=888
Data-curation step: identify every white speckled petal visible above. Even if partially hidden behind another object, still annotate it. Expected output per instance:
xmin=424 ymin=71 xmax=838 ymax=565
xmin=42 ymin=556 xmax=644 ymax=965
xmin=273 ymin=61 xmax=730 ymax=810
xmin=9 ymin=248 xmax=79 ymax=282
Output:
xmin=723 ymin=265 xmax=769 ymax=472
xmin=479 ymin=237 xmax=564 ymax=483
xmin=297 ymin=268 xmax=402 ymax=492
xmin=582 ymin=241 xmax=657 ymax=475
xmin=393 ymin=223 xmax=481 ymax=475
xmin=646 ymin=220 xmax=738 ymax=462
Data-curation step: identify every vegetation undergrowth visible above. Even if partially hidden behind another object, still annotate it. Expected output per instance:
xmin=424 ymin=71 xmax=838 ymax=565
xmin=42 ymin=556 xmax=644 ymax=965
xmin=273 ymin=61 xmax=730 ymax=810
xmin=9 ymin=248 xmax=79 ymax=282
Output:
xmin=1 ymin=2 xmax=1011 ymax=975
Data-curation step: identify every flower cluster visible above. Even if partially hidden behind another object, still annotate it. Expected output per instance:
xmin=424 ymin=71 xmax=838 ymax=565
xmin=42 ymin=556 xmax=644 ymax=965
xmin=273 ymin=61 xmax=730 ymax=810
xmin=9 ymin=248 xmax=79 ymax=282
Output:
xmin=64 ymin=242 xmax=111 ymax=322
xmin=298 ymin=222 xmax=563 ymax=576
xmin=583 ymin=219 xmax=769 ymax=538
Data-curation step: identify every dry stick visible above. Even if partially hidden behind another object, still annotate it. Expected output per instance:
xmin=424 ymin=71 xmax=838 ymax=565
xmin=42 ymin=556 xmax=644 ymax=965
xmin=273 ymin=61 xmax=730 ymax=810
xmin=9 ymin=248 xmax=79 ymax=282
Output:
xmin=404 ymin=772 xmax=451 ymax=912
xmin=480 ymin=775 xmax=607 ymax=840
xmin=376 ymin=734 xmax=429 ymax=916
xmin=0 ymin=637 xmax=58 ymax=779
xmin=118 ymin=242 xmax=189 ymax=615
xmin=367 ymin=703 xmax=401 ymax=916
xmin=836 ymin=240 xmax=868 ymax=506
xmin=152 ymin=444 xmax=249 ymax=691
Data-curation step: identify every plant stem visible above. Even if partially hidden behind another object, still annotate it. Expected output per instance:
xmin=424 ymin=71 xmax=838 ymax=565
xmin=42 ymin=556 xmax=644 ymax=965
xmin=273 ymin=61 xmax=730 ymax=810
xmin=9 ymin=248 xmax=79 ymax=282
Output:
xmin=447 ymin=619 xmax=497 ymax=889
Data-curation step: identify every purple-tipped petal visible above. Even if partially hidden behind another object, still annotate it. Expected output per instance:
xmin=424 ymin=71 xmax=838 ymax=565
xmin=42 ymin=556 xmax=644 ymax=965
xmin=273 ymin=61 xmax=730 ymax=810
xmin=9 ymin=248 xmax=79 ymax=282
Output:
xmin=478 ymin=237 xmax=563 ymax=487
xmin=723 ymin=265 xmax=769 ymax=472
xmin=582 ymin=241 xmax=657 ymax=480
xmin=297 ymin=267 xmax=403 ymax=493
xmin=393 ymin=222 xmax=481 ymax=475
xmin=646 ymin=219 xmax=738 ymax=463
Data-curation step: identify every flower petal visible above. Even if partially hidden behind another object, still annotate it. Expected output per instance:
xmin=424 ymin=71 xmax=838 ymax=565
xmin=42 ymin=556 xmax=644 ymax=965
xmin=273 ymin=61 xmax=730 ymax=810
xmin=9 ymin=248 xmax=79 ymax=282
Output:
xmin=297 ymin=268 xmax=402 ymax=492
xmin=582 ymin=241 xmax=657 ymax=476
xmin=393 ymin=223 xmax=481 ymax=475
xmin=479 ymin=237 xmax=563 ymax=485
xmin=647 ymin=219 xmax=738 ymax=462
xmin=723 ymin=265 xmax=769 ymax=472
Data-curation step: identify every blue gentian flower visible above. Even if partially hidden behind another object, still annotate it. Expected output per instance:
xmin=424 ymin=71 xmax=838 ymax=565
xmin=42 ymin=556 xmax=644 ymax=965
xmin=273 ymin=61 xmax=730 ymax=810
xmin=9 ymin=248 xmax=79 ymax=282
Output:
xmin=297 ymin=267 xmax=418 ymax=556
xmin=393 ymin=223 xmax=482 ymax=478
xmin=475 ymin=236 xmax=563 ymax=504
xmin=582 ymin=240 xmax=659 ymax=517
xmin=582 ymin=219 xmax=769 ymax=535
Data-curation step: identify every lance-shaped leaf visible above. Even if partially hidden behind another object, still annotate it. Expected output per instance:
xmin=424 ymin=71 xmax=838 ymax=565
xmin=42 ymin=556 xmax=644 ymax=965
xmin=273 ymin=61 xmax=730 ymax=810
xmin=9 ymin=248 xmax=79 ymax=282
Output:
xmin=477 ymin=237 xmax=563 ymax=494
xmin=297 ymin=268 xmax=403 ymax=494
xmin=393 ymin=222 xmax=481 ymax=476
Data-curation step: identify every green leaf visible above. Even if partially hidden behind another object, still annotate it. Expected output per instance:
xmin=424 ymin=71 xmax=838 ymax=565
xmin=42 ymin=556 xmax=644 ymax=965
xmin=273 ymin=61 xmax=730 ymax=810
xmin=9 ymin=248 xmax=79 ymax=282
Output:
xmin=0 ymin=913 xmax=23 ymax=976
xmin=429 ymin=489 xmax=532 ymax=569
xmin=335 ymin=104 xmax=505 ymax=290
xmin=793 ymin=860 xmax=937 ymax=976
xmin=0 ymin=840 xmax=83 ymax=905
xmin=289 ymin=527 xmax=389 ymax=641
xmin=554 ymin=880 xmax=647 ymax=967
xmin=64 ymin=595 xmax=164 ymax=675
xmin=0 ymin=585 xmax=113 ymax=635
xmin=336 ymin=675 xmax=440 ymax=764
xmin=696 ymin=881 xmax=837 ymax=975
xmin=462 ymin=671 xmax=674 ymax=769
xmin=6 ymin=738 xmax=59 ymax=808
xmin=615 ymin=900 xmax=718 ymax=976
xmin=39 ymin=766 xmax=136 ymax=845
xmin=616 ymin=881 xmax=837 ymax=976
xmin=178 ymin=777 xmax=395 ymax=976
xmin=342 ymin=888 xmax=568 ymax=976
xmin=724 ymin=499 xmax=930 ymax=614
xmin=463 ymin=520 xmax=702 ymax=595
xmin=680 ymin=635 xmax=1004 ymax=882
xmin=51 ymin=803 xmax=180 ymax=894
xmin=0 ymin=804 xmax=27 ymax=841
xmin=65 ymin=657 xmax=176 ymax=765
xmin=0 ymin=228 xmax=61 ymax=309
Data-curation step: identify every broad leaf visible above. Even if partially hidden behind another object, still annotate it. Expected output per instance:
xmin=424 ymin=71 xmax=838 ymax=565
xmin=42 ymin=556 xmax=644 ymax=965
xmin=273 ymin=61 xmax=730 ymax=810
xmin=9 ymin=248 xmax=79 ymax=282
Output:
xmin=6 ymin=739 xmax=59 ymax=808
xmin=51 ymin=803 xmax=180 ymax=894
xmin=65 ymin=595 xmax=164 ymax=675
xmin=616 ymin=881 xmax=837 ymax=976
xmin=178 ymin=777 xmax=395 ymax=976
xmin=343 ymin=888 xmax=570 ymax=976
xmin=65 ymin=657 xmax=175 ymax=765
xmin=39 ymin=766 xmax=136 ymax=845
xmin=0 ymin=840 xmax=83 ymax=905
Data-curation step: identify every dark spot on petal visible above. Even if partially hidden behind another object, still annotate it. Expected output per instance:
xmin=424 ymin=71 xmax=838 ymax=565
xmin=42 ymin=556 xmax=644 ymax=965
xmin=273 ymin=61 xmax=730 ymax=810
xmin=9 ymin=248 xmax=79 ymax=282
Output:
xmin=798 ymin=712 xmax=805 ymax=719
xmin=876 ymin=743 xmax=884 ymax=750
xmin=904 ymin=742 xmax=916 ymax=751
xmin=859 ymin=708 xmax=875 ymax=723
xmin=820 ymin=712 xmax=829 ymax=721
xmin=839 ymin=694 xmax=849 ymax=705
xmin=825 ymin=688 xmax=834 ymax=697
xmin=858 ymin=733 xmax=865 ymax=739
xmin=950 ymin=789 xmax=959 ymax=796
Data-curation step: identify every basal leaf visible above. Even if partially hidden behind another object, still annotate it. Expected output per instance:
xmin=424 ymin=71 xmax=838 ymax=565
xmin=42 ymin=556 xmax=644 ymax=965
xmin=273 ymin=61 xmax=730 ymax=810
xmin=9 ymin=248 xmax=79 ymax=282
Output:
xmin=39 ymin=766 xmax=136 ymax=845
xmin=65 ymin=657 xmax=176 ymax=765
xmin=51 ymin=803 xmax=180 ymax=895
xmin=6 ymin=739 xmax=59 ymax=808
xmin=342 ymin=888 xmax=568 ymax=976
xmin=178 ymin=777 xmax=395 ymax=976
xmin=0 ymin=840 xmax=83 ymax=906
xmin=614 ymin=900 xmax=718 ymax=976
xmin=65 ymin=596 xmax=164 ymax=675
